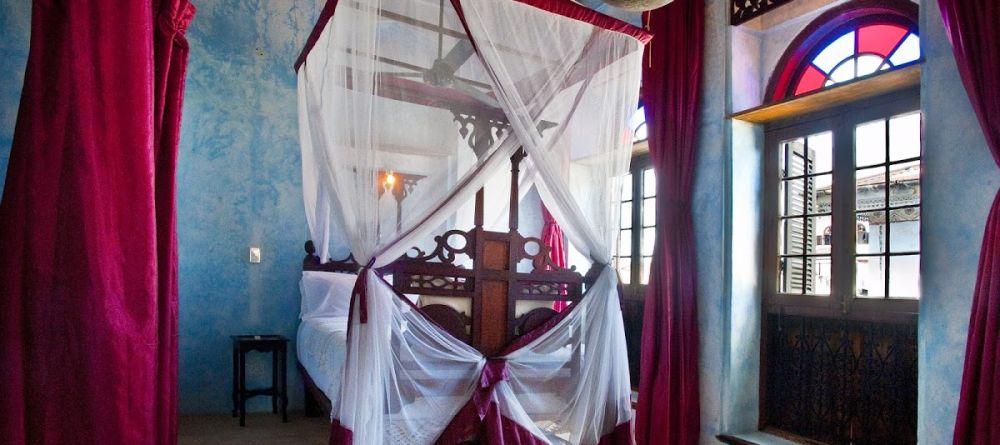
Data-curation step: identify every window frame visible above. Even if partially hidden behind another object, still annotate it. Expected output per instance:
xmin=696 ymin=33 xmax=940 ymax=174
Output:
xmin=617 ymin=152 xmax=654 ymax=299
xmin=762 ymin=88 xmax=920 ymax=323
xmin=764 ymin=0 xmax=920 ymax=104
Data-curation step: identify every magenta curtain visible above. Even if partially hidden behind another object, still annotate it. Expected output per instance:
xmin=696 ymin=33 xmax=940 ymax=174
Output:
xmin=540 ymin=204 xmax=570 ymax=311
xmin=0 ymin=1 xmax=194 ymax=444
xmin=634 ymin=0 xmax=704 ymax=444
xmin=939 ymin=0 xmax=1000 ymax=443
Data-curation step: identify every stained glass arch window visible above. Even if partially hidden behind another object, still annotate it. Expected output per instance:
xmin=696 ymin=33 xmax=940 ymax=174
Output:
xmin=766 ymin=1 xmax=920 ymax=102
xmin=794 ymin=24 xmax=920 ymax=96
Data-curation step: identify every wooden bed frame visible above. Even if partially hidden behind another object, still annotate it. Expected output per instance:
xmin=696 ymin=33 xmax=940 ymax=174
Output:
xmin=300 ymin=148 xmax=601 ymax=418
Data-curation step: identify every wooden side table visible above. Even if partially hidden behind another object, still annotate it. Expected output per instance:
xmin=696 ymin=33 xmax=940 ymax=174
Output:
xmin=231 ymin=335 xmax=288 ymax=426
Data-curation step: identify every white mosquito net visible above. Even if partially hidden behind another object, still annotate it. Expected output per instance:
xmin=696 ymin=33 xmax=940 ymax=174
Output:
xmin=297 ymin=0 xmax=649 ymax=443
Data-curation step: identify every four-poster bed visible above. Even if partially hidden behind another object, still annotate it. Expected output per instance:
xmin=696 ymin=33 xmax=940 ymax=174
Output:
xmin=299 ymin=150 xmax=596 ymax=417
xmin=295 ymin=0 xmax=650 ymax=442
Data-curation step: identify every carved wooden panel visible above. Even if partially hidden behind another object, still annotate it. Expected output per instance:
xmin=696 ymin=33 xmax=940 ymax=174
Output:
xmin=763 ymin=314 xmax=917 ymax=444
xmin=731 ymin=0 xmax=796 ymax=26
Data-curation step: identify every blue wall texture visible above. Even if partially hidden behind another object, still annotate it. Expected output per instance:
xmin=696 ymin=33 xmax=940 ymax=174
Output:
xmin=0 ymin=0 xmax=995 ymax=441
xmin=0 ymin=0 xmax=29 ymax=194
xmin=175 ymin=1 xmax=325 ymax=413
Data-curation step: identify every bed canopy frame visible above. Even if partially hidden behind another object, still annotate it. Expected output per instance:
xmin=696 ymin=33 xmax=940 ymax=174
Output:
xmin=296 ymin=0 xmax=650 ymax=443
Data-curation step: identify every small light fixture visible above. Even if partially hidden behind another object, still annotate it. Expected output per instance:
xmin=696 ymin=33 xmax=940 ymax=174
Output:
xmin=249 ymin=247 xmax=262 ymax=264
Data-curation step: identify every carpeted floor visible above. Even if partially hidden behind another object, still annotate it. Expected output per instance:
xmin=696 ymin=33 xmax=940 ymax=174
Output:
xmin=179 ymin=412 xmax=329 ymax=445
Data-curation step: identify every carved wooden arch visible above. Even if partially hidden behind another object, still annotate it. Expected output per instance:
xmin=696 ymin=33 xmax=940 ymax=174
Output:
xmin=764 ymin=0 xmax=919 ymax=103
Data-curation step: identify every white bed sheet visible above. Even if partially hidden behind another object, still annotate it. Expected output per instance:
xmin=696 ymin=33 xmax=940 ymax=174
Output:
xmin=297 ymin=316 xmax=349 ymax=405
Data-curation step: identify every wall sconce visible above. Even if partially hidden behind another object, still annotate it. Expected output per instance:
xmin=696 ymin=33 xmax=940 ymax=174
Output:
xmin=377 ymin=170 xmax=425 ymax=231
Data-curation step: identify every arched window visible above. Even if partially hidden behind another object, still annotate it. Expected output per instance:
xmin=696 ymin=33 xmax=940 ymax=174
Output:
xmin=767 ymin=0 xmax=919 ymax=102
xmin=630 ymin=106 xmax=647 ymax=143
xmin=794 ymin=24 xmax=919 ymax=96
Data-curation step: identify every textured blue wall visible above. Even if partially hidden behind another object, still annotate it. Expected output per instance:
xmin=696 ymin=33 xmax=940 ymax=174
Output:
xmin=176 ymin=1 xmax=325 ymax=413
xmin=694 ymin=1 xmax=729 ymax=441
xmin=918 ymin=0 xmax=999 ymax=442
xmin=0 ymin=0 xmax=29 ymax=194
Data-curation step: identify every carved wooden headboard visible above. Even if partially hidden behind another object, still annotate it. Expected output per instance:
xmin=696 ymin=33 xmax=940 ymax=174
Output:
xmin=303 ymin=150 xmax=600 ymax=356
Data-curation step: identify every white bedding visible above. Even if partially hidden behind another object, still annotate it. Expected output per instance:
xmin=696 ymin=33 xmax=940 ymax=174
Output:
xmin=297 ymin=316 xmax=348 ymax=404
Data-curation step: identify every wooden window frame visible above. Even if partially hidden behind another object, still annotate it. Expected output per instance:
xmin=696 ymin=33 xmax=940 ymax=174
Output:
xmin=762 ymin=87 xmax=920 ymax=323
xmin=617 ymin=153 xmax=653 ymax=300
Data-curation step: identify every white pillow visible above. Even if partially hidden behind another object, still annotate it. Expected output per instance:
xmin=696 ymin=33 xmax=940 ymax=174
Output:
xmin=299 ymin=271 xmax=358 ymax=320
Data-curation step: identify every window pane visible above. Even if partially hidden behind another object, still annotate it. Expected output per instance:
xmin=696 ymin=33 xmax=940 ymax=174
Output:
xmin=889 ymin=112 xmax=921 ymax=161
xmin=809 ymin=256 xmax=832 ymax=295
xmin=813 ymin=174 xmax=832 ymax=213
xmin=641 ymin=257 xmax=652 ymax=285
xmin=828 ymin=59 xmax=856 ymax=84
xmin=641 ymin=227 xmax=655 ymax=256
xmin=782 ymin=218 xmax=806 ymax=255
xmin=889 ymin=160 xmax=921 ymax=205
xmin=619 ymin=230 xmax=632 ymax=257
xmin=808 ymin=215 xmax=832 ymax=255
xmin=630 ymin=107 xmax=647 ymax=143
xmin=858 ymin=24 xmax=909 ymax=58
xmin=781 ymin=179 xmax=806 ymax=216
xmin=857 ymin=54 xmax=885 ymax=76
xmin=781 ymin=257 xmax=805 ymax=294
xmin=856 ymin=167 xmax=886 ymax=210
xmin=856 ymin=211 xmax=886 ymax=253
xmin=620 ymin=202 xmax=632 ymax=229
xmin=784 ymin=138 xmax=807 ymax=177
xmin=856 ymin=256 xmax=886 ymax=298
xmin=808 ymin=131 xmax=834 ymax=173
xmin=856 ymin=120 xmax=887 ymax=167
xmin=889 ymin=255 xmax=920 ymax=298
xmin=889 ymin=208 xmax=920 ymax=252
xmin=889 ymin=33 xmax=921 ymax=66
xmin=621 ymin=173 xmax=632 ymax=201
xmin=858 ymin=54 xmax=885 ymax=77
xmin=633 ymin=123 xmax=647 ymax=143
xmin=643 ymin=197 xmax=656 ymax=227
xmin=617 ymin=257 xmax=631 ymax=285
xmin=813 ymin=31 xmax=855 ymax=73
xmin=643 ymin=168 xmax=656 ymax=197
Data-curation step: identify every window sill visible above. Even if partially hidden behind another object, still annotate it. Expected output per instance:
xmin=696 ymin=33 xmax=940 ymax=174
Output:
xmin=717 ymin=431 xmax=813 ymax=445
xmin=730 ymin=64 xmax=921 ymax=124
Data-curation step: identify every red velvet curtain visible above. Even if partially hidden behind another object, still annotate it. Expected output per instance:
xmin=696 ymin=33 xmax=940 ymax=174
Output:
xmin=939 ymin=1 xmax=1000 ymax=443
xmin=0 ymin=1 xmax=194 ymax=444
xmin=634 ymin=1 xmax=704 ymax=444
xmin=540 ymin=204 xmax=569 ymax=311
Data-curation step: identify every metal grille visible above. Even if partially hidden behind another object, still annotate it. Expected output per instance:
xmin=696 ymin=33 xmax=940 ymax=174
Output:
xmin=731 ymin=0 xmax=796 ymax=26
xmin=763 ymin=314 xmax=917 ymax=444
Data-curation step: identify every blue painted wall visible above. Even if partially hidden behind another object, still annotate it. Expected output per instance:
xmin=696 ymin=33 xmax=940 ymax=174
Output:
xmin=0 ymin=0 xmax=29 ymax=194
xmin=918 ymin=0 xmax=999 ymax=442
xmin=176 ymin=1 xmax=325 ymax=413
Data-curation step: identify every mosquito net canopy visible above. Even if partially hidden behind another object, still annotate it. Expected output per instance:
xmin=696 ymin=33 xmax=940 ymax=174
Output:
xmin=297 ymin=0 xmax=650 ymax=443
